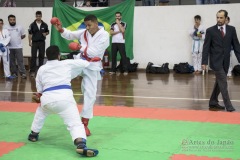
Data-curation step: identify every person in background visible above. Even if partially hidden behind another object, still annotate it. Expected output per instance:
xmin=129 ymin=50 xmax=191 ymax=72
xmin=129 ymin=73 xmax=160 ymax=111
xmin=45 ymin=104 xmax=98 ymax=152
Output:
xmin=109 ymin=12 xmax=128 ymax=75
xmin=202 ymin=10 xmax=240 ymax=112
xmin=0 ymin=18 xmax=14 ymax=79
xmin=84 ymin=0 xmax=92 ymax=7
xmin=98 ymin=0 xmax=108 ymax=7
xmin=159 ymin=0 xmax=169 ymax=6
xmin=143 ymin=0 xmax=155 ymax=6
xmin=5 ymin=14 xmax=27 ymax=79
xmin=3 ymin=0 xmax=16 ymax=7
xmin=189 ymin=15 xmax=205 ymax=74
xmin=28 ymin=11 xmax=49 ymax=77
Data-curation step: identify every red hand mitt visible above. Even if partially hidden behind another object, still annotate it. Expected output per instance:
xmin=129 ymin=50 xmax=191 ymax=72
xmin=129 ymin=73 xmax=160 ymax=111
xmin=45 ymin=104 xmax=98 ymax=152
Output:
xmin=50 ymin=17 xmax=61 ymax=25
xmin=69 ymin=42 xmax=82 ymax=51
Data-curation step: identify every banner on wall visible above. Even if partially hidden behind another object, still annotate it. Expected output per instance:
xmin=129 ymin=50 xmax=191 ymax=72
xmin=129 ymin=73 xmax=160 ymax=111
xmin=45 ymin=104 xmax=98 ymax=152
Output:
xmin=50 ymin=0 xmax=135 ymax=59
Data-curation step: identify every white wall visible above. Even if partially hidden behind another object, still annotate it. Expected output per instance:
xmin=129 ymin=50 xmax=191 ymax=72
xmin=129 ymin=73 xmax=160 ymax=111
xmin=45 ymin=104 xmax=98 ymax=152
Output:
xmin=0 ymin=4 xmax=240 ymax=69
xmin=133 ymin=4 xmax=240 ymax=68
xmin=0 ymin=7 xmax=51 ymax=58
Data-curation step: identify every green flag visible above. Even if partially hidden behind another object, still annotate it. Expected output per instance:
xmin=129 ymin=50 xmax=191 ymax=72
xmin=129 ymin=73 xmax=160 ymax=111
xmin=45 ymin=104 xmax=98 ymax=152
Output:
xmin=51 ymin=0 xmax=135 ymax=60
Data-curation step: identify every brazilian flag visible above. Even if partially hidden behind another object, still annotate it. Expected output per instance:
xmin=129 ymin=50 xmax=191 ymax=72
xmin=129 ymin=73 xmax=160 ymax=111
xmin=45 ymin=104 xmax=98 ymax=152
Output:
xmin=51 ymin=0 xmax=135 ymax=60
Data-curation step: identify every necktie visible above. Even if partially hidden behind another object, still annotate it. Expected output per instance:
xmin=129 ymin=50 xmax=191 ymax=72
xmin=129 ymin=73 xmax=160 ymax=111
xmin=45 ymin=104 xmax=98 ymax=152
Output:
xmin=220 ymin=27 xmax=225 ymax=37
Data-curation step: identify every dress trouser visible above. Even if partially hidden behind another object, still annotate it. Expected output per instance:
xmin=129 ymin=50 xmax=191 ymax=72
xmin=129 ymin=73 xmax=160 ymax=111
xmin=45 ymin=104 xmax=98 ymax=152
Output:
xmin=30 ymin=41 xmax=45 ymax=73
xmin=209 ymin=67 xmax=233 ymax=108
xmin=9 ymin=48 xmax=26 ymax=75
xmin=111 ymin=43 xmax=128 ymax=72
xmin=31 ymin=100 xmax=86 ymax=141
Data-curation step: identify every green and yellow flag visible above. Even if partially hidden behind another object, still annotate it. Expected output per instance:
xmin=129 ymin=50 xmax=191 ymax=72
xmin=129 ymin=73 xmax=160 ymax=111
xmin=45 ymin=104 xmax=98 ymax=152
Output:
xmin=51 ymin=0 xmax=135 ymax=59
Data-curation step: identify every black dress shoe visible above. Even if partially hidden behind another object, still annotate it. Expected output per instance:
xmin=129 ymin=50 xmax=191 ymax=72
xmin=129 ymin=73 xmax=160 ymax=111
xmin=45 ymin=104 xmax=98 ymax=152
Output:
xmin=226 ymin=106 xmax=236 ymax=112
xmin=209 ymin=104 xmax=225 ymax=110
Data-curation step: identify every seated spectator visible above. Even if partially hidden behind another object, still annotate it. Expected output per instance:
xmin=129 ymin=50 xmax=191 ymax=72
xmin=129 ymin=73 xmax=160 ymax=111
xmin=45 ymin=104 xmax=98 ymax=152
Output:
xmin=98 ymin=0 xmax=108 ymax=7
xmin=205 ymin=0 xmax=221 ymax=4
xmin=73 ymin=1 xmax=84 ymax=7
xmin=196 ymin=0 xmax=204 ymax=4
xmin=3 ymin=0 xmax=16 ymax=7
xmin=159 ymin=0 xmax=169 ymax=6
xmin=221 ymin=0 xmax=230 ymax=3
xmin=143 ymin=0 xmax=155 ymax=6
xmin=91 ymin=0 xmax=98 ymax=7
xmin=196 ymin=0 xmax=221 ymax=4
xmin=84 ymin=0 xmax=92 ymax=7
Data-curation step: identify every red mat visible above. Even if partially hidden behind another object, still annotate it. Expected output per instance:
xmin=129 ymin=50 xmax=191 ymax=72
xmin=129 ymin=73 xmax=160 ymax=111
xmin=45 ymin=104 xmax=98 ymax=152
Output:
xmin=171 ymin=154 xmax=232 ymax=160
xmin=0 ymin=142 xmax=24 ymax=157
xmin=0 ymin=101 xmax=240 ymax=124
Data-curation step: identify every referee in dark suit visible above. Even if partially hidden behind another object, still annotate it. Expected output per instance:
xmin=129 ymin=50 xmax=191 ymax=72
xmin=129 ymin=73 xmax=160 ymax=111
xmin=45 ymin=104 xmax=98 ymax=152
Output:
xmin=202 ymin=10 xmax=240 ymax=112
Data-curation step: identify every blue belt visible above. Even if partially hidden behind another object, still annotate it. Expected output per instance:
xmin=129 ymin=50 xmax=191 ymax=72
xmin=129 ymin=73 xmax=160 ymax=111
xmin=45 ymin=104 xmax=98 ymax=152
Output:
xmin=43 ymin=85 xmax=72 ymax=93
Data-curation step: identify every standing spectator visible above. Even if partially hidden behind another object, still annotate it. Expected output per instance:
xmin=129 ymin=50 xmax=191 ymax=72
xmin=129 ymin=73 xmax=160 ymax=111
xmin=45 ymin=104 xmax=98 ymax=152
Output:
xmin=5 ymin=14 xmax=27 ymax=79
xmin=159 ymin=0 xmax=169 ymax=6
xmin=28 ymin=11 xmax=49 ymax=77
xmin=0 ymin=19 xmax=14 ymax=79
xmin=109 ymin=12 xmax=128 ymax=75
xmin=143 ymin=0 xmax=155 ymax=6
xmin=202 ymin=10 xmax=240 ymax=112
xmin=225 ymin=16 xmax=233 ymax=78
xmin=3 ymin=0 xmax=16 ymax=7
xmin=189 ymin=15 xmax=205 ymax=74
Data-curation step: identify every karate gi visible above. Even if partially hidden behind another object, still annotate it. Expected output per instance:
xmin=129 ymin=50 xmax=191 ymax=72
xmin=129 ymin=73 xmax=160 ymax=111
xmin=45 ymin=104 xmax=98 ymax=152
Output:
xmin=190 ymin=25 xmax=205 ymax=72
xmin=61 ymin=27 xmax=109 ymax=119
xmin=31 ymin=59 xmax=90 ymax=141
xmin=0 ymin=28 xmax=11 ymax=77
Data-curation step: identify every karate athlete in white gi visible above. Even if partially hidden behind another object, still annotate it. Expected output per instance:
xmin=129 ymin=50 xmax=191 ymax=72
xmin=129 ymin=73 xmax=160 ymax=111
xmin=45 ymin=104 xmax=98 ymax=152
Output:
xmin=0 ymin=19 xmax=13 ymax=79
xmin=52 ymin=14 xmax=109 ymax=136
xmin=189 ymin=15 xmax=205 ymax=74
xmin=28 ymin=45 xmax=98 ymax=157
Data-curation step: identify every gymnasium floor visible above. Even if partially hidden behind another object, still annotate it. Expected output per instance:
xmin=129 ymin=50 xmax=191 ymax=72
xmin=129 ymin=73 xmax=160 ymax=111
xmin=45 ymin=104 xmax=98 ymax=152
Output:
xmin=0 ymin=71 xmax=240 ymax=160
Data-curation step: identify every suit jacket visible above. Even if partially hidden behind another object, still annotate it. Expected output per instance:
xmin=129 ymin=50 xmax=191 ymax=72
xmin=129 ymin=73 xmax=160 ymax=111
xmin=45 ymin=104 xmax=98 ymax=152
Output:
xmin=202 ymin=24 xmax=240 ymax=72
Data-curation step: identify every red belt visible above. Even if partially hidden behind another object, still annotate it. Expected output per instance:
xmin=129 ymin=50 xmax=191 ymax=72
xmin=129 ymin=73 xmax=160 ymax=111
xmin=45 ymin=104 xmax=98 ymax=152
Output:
xmin=80 ymin=53 xmax=101 ymax=62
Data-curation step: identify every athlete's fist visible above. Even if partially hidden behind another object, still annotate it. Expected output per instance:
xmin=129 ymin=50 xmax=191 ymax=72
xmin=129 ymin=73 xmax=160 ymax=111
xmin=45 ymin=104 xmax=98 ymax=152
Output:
xmin=51 ymin=17 xmax=64 ymax=33
xmin=69 ymin=42 xmax=82 ymax=51
xmin=50 ymin=17 xmax=61 ymax=25
xmin=32 ymin=93 xmax=42 ymax=103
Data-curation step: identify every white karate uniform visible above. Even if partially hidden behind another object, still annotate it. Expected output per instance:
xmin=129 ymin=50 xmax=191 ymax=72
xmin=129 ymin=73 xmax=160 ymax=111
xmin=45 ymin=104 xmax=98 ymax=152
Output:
xmin=189 ymin=25 xmax=205 ymax=72
xmin=0 ymin=28 xmax=11 ymax=77
xmin=61 ymin=27 xmax=109 ymax=119
xmin=31 ymin=59 xmax=90 ymax=141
